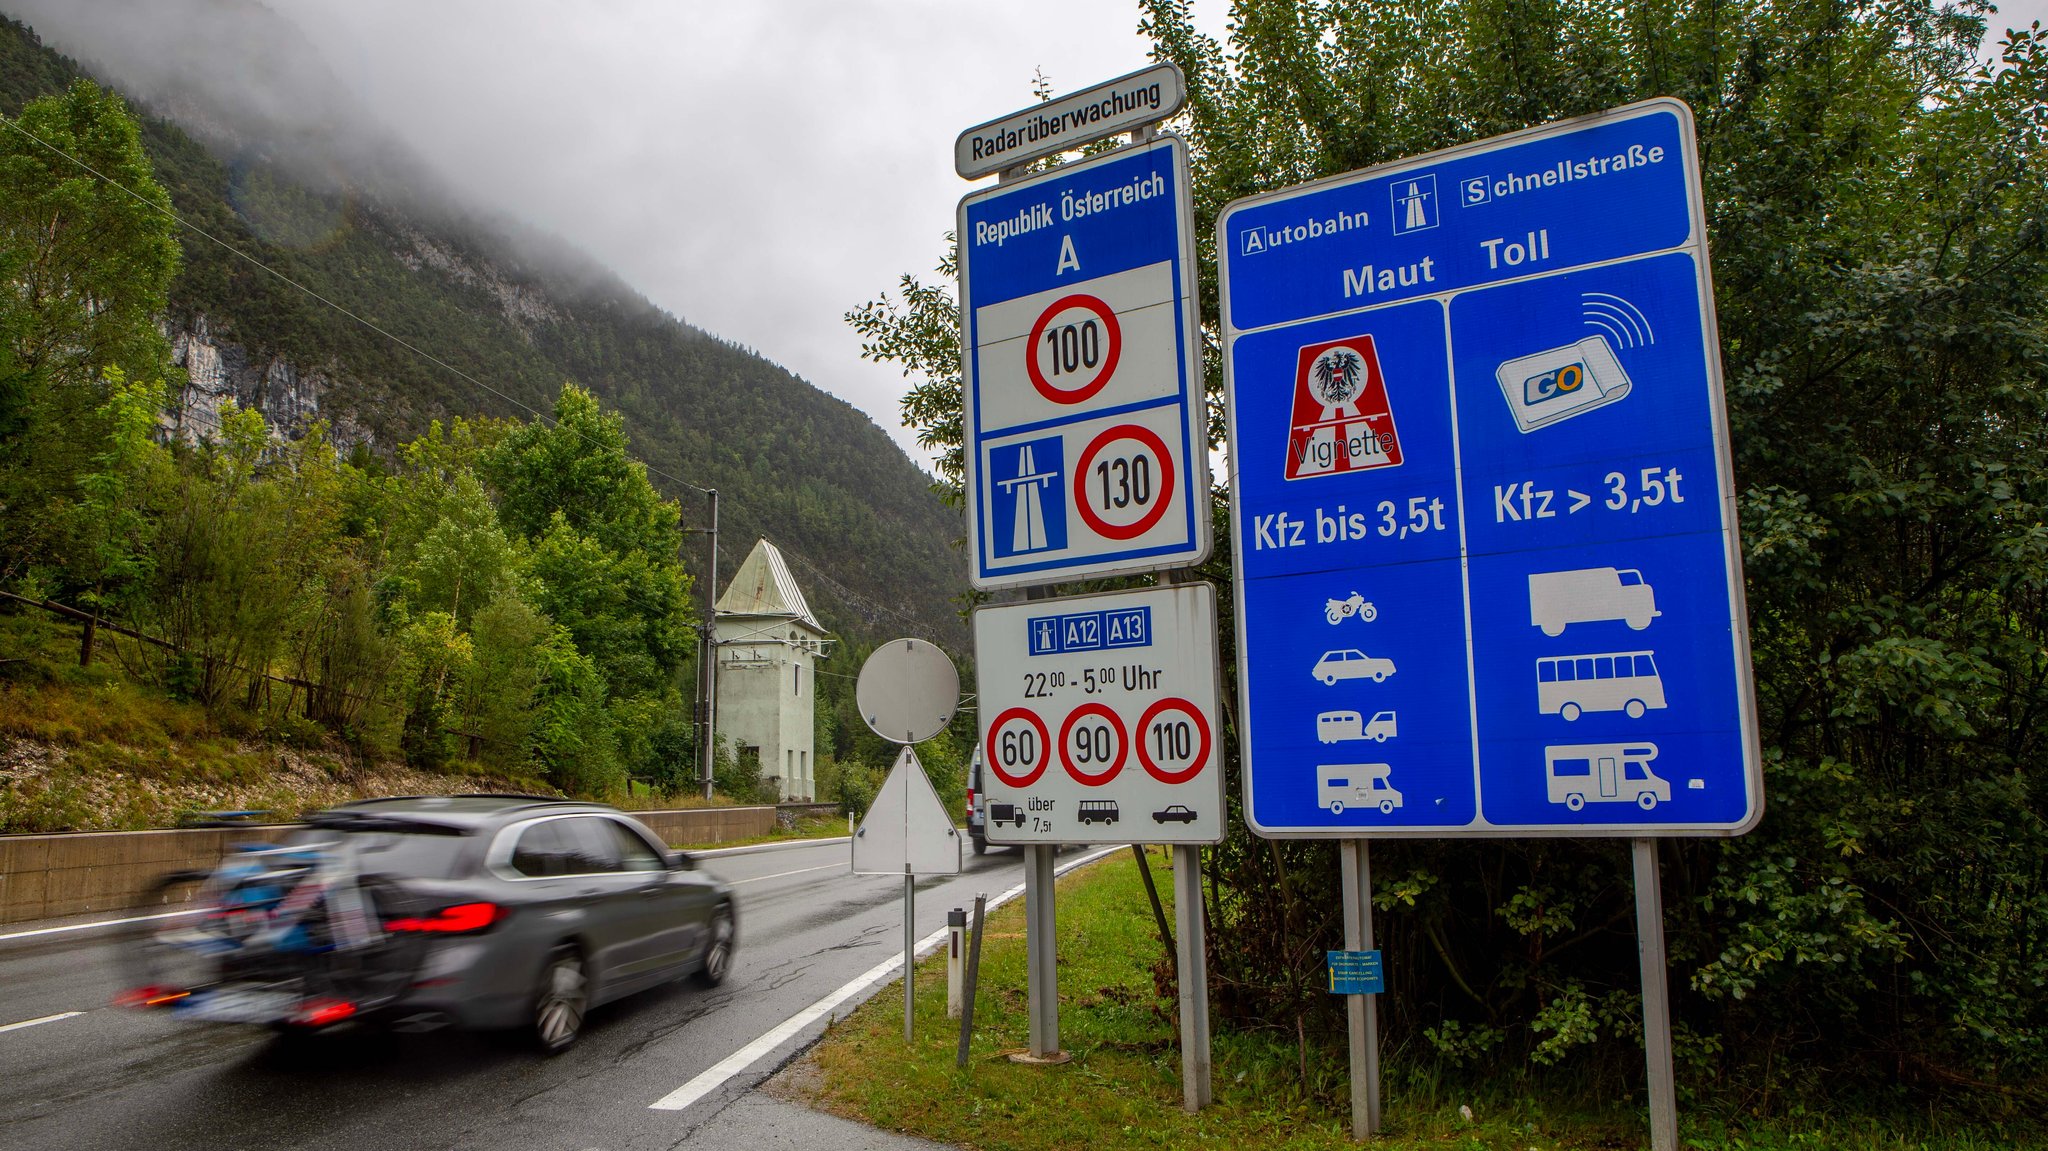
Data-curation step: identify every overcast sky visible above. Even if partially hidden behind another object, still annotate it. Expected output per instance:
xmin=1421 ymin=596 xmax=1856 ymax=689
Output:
xmin=10 ymin=0 xmax=2043 ymax=470
xmin=276 ymin=0 xmax=1233 ymax=467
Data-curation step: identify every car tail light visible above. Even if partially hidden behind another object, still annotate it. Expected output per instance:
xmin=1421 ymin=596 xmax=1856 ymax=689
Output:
xmin=385 ymin=901 xmax=503 ymax=934
xmin=966 ymin=786 xmax=976 ymax=817
xmin=293 ymin=998 xmax=357 ymax=1027
xmin=114 ymin=985 xmax=189 ymax=1009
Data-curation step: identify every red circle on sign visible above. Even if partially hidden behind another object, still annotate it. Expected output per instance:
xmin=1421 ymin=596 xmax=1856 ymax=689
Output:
xmin=1072 ymin=423 xmax=1176 ymax=541
xmin=1025 ymin=294 xmax=1122 ymax=405
xmin=1058 ymin=703 xmax=1128 ymax=787
xmin=985 ymin=707 xmax=1050 ymax=788
xmin=1136 ymin=697 xmax=1213 ymax=785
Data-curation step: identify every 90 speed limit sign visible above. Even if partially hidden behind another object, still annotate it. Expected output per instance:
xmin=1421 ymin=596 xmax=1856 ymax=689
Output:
xmin=974 ymin=583 xmax=1225 ymax=845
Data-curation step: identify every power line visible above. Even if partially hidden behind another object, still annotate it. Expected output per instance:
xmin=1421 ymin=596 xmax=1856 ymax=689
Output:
xmin=0 ymin=112 xmax=712 ymax=499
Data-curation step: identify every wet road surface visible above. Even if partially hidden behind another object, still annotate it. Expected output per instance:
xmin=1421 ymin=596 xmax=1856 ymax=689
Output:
xmin=0 ymin=837 xmax=1072 ymax=1151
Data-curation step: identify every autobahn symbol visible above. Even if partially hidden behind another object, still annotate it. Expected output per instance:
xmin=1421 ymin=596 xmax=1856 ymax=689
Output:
xmin=990 ymin=437 xmax=1067 ymax=558
xmin=1028 ymin=293 xmax=1122 ymax=405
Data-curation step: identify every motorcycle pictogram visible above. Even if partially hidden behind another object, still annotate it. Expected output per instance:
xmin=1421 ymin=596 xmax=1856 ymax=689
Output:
xmin=1325 ymin=592 xmax=1378 ymax=625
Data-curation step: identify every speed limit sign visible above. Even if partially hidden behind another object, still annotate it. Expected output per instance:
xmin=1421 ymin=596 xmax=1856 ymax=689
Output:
xmin=1028 ymin=294 xmax=1122 ymax=405
xmin=959 ymin=134 xmax=1211 ymax=591
xmin=973 ymin=583 xmax=1225 ymax=845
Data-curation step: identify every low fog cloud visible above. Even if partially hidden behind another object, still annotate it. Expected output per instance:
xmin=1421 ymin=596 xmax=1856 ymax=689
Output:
xmin=4 ymin=0 xmax=1216 ymax=464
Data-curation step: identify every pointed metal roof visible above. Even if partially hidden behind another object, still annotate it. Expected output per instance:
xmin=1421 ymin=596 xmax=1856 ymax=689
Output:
xmin=714 ymin=538 xmax=823 ymax=632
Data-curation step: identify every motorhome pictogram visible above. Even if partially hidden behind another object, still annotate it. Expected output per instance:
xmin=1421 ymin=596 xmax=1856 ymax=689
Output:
xmin=1285 ymin=335 xmax=1403 ymax=480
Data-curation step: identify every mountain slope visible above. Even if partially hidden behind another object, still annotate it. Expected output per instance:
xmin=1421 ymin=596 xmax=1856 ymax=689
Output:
xmin=0 ymin=13 xmax=965 ymax=648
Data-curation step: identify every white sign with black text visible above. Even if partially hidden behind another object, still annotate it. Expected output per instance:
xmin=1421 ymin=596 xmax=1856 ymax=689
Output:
xmin=974 ymin=583 xmax=1224 ymax=845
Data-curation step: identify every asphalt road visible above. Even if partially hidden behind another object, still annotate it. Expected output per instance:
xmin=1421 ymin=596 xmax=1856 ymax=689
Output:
xmin=0 ymin=837 xmax=1071 ymax=1151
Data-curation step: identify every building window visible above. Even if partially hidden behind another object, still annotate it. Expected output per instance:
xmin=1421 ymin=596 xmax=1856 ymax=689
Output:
xmin=794 ymin=662 xmax=801 ymax=696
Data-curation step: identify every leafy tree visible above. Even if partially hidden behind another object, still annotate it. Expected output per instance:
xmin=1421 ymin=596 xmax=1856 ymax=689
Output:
xmin=487 ymin=384 xmax=695 ymax=698
xmin=0 ymin=79 xmax=178 ymax=586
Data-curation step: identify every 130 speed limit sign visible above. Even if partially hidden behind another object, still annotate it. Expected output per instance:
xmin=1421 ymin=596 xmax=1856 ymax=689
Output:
xmin=973 ymin=583 xmax=1225 ymax=846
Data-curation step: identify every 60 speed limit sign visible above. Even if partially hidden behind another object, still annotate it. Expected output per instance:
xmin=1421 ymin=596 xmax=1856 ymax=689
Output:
xmin=959 ymin=134 xmax=1211 ymax=591
xmin=974 ymin=583 xmax=1225 ymax=846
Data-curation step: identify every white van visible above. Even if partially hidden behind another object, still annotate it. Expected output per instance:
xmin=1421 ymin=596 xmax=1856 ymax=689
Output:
xmin=1316 ymin=763 xmax=1402 ymax=814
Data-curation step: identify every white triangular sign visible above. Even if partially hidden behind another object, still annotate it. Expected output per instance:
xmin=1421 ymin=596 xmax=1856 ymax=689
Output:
xmin=850 ymin=746 xmax=963 ymax=875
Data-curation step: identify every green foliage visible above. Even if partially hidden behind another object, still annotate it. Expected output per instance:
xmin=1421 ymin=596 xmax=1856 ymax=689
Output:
xmin=0 ymin=78 xmax=179 ymax=590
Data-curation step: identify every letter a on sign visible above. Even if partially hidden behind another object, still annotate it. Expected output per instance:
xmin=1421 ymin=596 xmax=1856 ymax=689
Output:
xmin=1056 ymin=234 xmax=1080 ymax=275
xmin=1285 ymin=335 xmax=1404 ymax=480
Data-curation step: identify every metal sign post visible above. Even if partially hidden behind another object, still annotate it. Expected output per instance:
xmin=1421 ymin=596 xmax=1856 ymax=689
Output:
xmin=1023 ymin=844 xmax=1062 ymax=1061
xmin=1173 ymin=843 xmax=1211 ymax=1110
xmin=1633 ymin=838 xmax=1678 ymax=1151
xmin=1338 ymin=842 xmax=1382 ymax=1137
xmin=1217 ymin=99 xmax=1764 ymax=1142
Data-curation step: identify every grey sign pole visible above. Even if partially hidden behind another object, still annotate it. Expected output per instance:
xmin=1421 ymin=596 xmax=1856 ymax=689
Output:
xmin=1632 ymin=838 xmax=1679 ymax=1151
xmin=1173 ymin=844 xmax=1212 ymax=1110
xmin=1339 ymin=840 xmax=1382 ymax=1138
xmin=904 ymin=868 xmax=917 ymax=1044
xmin=1023 ymin=844 xmax=1061 ymax=1058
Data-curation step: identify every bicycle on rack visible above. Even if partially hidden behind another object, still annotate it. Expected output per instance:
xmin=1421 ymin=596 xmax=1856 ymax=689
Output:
xmin=118 ymin=812 xmax=434 ymax=1031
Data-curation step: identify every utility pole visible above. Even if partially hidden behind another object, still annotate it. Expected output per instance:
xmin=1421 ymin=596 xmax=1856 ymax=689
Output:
xmin=694 ymin=489 xmax=720 ymax=801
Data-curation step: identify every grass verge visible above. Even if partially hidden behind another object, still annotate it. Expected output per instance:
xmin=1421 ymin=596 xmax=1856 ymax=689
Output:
xmin=795 ymin=850 xmax=2037 ymax=1151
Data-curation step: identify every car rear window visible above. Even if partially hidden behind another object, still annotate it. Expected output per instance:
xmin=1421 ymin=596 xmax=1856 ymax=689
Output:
xmin=286 ymin=827 xmax=475 ymax=879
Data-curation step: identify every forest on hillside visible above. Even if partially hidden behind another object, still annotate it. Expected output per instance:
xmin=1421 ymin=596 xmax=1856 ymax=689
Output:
xmin=0 ymin=66 xmax=978 ymax=825
xmin=0 ymin=14 xmax=967 ymax=652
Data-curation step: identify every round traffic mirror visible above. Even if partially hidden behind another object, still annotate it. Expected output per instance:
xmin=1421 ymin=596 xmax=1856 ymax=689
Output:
xmin=856 ymin=638 xmax=960 ymax=745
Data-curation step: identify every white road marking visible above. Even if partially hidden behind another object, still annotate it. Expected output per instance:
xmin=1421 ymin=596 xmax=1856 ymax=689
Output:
xmin=692 ymin=836 xmax=851 ymax=859
xmin=726 ymin=863 xmax=845 ymax=886
xmin=649 ymin=845 xmax=1121 ymax=1112
xmin=0 ymin=909 xmax=199 ymax=943
xmin=0 ymin=1011 xmax=85 ymax=1035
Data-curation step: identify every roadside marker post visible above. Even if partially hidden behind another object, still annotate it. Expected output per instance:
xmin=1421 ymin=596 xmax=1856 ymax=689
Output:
xmin=1218 ymin=100 xmax=1762 ymax=1145
xmin=946 ymin=907 xmax=967 ymax=1018
xmin=956 ymin=893 xmax=988 ymax=1068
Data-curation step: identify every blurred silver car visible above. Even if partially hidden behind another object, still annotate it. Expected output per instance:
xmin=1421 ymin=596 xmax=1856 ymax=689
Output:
xmin=123 ymin=796 xmax=736 ymax=1053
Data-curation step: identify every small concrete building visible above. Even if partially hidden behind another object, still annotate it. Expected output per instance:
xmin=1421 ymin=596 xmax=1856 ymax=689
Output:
xmin=713 ymin=538 xmax=830 ymax=800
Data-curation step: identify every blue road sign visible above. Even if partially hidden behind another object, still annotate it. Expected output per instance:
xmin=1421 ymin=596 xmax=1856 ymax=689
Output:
xmin=959 ymin=135 xmax=1211 ymax=590
xmin=1326 ymin=950 xmax=1384 ymax=995
xmin=1219 ymin=99 xmax=1761 ymax=838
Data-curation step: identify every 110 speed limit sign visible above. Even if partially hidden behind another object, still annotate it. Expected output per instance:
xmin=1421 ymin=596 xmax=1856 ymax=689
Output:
xmin=974 ymin=583 xmax=1224 ymax=846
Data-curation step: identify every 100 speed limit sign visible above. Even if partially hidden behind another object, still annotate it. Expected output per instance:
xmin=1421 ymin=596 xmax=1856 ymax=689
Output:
xmin=973 ymin=583 xmax=1225 ymax=845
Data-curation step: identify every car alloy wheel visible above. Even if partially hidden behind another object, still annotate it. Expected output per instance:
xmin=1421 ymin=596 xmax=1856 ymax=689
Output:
xmin=533 ymin=946 xmax=588 ymax=1054
xmin=695 ymin=905 xmax=735 ymax=988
